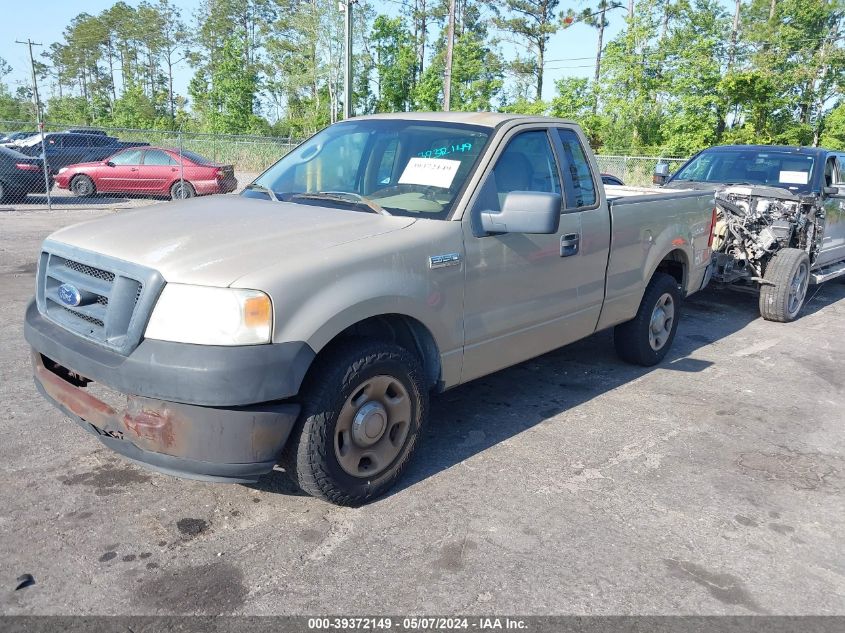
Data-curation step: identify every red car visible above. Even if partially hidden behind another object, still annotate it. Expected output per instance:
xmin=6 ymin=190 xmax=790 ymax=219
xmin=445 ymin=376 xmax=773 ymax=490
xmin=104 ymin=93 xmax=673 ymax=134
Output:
xmin=54 ymin=147 xmax=238 ymax=199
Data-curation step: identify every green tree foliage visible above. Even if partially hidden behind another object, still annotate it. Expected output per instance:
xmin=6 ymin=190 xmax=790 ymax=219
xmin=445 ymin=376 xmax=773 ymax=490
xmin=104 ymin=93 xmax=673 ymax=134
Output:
xmin=371 ymin=16 xmax=417 ymax=112
xmin=413 ymin=1 xmax=504 ymax=110
xmin=0 ymin=0 xmax=840 ymax=157
xmin=820 ymin=102 xmax=845 ymax=149
xmin=494 ymin=0 xmax=561 ymax=100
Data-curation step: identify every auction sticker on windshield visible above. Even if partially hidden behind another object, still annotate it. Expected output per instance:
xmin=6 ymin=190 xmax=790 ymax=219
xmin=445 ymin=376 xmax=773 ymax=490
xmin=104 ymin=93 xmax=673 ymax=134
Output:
xmin=399 ymin=157 xmax=461 ymax=189
xmin=779 ymin=170 xmax=809 ymax=185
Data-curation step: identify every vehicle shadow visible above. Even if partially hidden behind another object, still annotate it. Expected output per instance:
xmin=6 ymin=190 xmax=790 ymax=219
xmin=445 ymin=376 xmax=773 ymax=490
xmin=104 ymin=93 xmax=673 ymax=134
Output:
xmin=252 ymin=281 xmax=845 ymax=499
xmin=23 ymin=194 xmax=134 ymax=206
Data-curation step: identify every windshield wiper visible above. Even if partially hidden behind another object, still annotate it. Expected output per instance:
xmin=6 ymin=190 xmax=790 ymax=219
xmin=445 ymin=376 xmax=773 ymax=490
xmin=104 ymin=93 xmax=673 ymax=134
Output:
xmin=244 ymin=183 xmax=279 ymax=201
xmin=291 ymin=191 xmax=389 ymax=215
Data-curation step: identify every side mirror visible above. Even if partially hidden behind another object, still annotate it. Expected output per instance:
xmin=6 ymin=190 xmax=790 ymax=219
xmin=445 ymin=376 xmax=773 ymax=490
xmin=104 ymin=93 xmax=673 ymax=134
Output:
xmin=653 ymin=162 xmax=670 ymax=186
xmin=480 ymin=191 xmax=561 ymax=235
xmin=105 ymin=161 xmax=115 ymax=167
xmin=823 ymin=186 xmax=841 ymax=197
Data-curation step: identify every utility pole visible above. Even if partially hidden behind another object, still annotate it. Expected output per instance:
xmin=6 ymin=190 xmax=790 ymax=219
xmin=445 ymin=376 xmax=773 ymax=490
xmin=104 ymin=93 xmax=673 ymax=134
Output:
xmin=343 ymin=0 xmax=354 ymax=119
xmin=16 ymin=39 xmax=51 ymax=209
xmin=443 ymin=0 xmax=456 ymax=111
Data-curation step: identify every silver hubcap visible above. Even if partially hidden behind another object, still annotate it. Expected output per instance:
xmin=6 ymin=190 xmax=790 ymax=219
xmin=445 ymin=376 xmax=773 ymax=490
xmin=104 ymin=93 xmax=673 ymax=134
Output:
xmin=335 ymin=375 xmax=411 ymax=477
xmin=788 ymin=261 xmax=809 ymax=316
xmin=649 ymin=292 xmax=675 ymax=351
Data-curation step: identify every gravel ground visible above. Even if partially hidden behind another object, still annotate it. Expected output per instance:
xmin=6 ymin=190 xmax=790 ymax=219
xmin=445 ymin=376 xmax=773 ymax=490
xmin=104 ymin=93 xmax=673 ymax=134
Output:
xmin=0 ymin=207 xmax=844 ymax=616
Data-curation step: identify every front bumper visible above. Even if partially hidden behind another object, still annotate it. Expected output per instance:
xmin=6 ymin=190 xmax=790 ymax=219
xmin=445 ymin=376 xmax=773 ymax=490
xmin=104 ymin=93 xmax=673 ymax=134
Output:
xmin=33 ymin=352 xmax=299 ymax=482
xmin=25 ymin=300 xmax=311 ymax=482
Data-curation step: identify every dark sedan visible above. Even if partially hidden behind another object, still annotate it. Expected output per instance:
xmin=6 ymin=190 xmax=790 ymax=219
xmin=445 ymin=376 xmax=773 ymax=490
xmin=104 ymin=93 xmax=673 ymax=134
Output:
xmin=11 ymin=132 xmax=150 ymax=172
xmin=0 ymin=146 xmax=51 ymax=204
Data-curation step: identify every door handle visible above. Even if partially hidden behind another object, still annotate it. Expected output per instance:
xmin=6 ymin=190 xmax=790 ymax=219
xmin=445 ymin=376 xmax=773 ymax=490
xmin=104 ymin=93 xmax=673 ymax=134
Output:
xmin=560 ymin=233 xmax=580 ymax=257
xmin=130 ymin=167 xmax=139 ymax=171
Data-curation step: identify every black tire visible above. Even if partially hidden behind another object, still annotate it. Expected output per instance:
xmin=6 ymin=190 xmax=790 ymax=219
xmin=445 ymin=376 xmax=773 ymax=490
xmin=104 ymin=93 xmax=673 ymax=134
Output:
xmin=759 ymin=248 xmax=810 ymax=322
xmin=70 ymin=175 xmax=95 ymax=197
xmin=614 ymin=272 xmax=682 ymax=366
xmin=0 ymin=181 xmax=8 ymax=204
xmin=170 ymin=180 xmax=195 ymax=200
xmin=280 ymin=339 xmax=428 ymax=506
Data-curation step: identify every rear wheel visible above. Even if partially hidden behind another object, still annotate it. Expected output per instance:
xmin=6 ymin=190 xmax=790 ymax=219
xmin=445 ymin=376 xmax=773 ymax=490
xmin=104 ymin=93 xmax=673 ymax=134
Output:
xmin=0 ymin=181 xmax=8 ymax=204
xmin=759 ymin=248 xmax=810 ymax=322
xmin=280 ymin=339 xmax=428 ymax=506
xmin=170 ymin=180 xmax=195 ymax=200
xmin=70 ymin=175 xmax=95 ymax=197
xmin=614 ymin=272 xmax=682 ymax=366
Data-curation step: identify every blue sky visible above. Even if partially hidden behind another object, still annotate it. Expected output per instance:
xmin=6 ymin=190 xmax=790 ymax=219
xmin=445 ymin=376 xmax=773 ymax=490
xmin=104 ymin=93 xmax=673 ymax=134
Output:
xmin=0 ymin=0 xmax=626 ymax=110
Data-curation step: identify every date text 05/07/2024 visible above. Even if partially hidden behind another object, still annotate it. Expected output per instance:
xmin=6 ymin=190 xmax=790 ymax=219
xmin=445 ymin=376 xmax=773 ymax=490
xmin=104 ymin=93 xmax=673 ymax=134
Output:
xmin=307 ymin=617 xmax=529 ymax=631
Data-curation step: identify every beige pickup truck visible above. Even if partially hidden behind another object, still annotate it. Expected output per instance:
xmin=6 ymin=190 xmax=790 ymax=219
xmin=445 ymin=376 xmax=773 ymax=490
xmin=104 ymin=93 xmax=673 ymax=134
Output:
xmin=25 ymin=113 xmax=716 ymax=505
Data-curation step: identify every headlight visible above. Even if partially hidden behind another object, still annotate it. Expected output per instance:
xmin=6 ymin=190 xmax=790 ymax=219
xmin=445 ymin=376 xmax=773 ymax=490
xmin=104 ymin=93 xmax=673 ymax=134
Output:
xmin=58 ymin=167 xmax=68 ymax=174
xmin=144 ymin=284 xmax=272 ymax=345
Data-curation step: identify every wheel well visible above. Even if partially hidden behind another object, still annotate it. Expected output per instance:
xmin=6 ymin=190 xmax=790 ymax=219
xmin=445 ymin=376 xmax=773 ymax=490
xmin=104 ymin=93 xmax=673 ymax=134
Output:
xmin=316 ymin=314 xmax=441 ymax=390
xmin=655 ymin=249 xmax=687 ymax=289
xmin=171 ymin=179 xmax=194 ymax=191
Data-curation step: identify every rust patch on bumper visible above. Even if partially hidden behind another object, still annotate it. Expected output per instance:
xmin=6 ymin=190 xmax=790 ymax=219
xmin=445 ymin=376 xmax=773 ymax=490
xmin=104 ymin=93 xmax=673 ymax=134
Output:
xmin=34 ymin=352 xmax=116 ymax=431
xmin=31 ymin=351 xmax=299 ymax=468
xmin=34 ymin=352 xmax=189 ymax=457
xmin=123 ymin=399 xmax=183 ymax=455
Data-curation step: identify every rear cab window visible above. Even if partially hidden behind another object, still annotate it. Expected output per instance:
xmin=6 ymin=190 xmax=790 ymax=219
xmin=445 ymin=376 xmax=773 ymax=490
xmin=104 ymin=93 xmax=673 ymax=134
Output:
xmin=556 ymin=129 xmax=597 ymax=209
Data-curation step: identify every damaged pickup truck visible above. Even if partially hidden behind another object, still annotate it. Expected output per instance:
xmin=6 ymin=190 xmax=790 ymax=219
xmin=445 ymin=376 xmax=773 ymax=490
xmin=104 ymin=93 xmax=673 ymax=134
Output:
xmin=658 ymin=145 xmax=845 ymax=321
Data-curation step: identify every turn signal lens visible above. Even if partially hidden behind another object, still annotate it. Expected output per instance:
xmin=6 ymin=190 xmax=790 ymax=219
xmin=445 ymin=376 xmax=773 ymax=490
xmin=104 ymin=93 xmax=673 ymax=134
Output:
xmin=244 ymin=294 xmax=272 ymax=328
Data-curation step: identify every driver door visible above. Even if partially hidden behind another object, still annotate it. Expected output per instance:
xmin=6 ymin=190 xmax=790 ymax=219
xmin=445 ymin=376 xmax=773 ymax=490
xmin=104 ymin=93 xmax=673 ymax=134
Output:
xmin=818 ymin=155 xmax=845 ymax=266
xmin=100 ymin=148 xmax=145 ymax=193
xmin=459 ymin=126 xmax=610 ymax=383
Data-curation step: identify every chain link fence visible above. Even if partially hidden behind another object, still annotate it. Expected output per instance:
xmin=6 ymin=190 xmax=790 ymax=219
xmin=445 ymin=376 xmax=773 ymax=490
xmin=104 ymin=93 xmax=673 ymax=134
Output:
xmin=0 ymin=120 xmax=300 ymax=208
xmin=0 ymin=119 xmax=688 ymax=209
xmin=594 ymin=154 xmax=689 ymax=187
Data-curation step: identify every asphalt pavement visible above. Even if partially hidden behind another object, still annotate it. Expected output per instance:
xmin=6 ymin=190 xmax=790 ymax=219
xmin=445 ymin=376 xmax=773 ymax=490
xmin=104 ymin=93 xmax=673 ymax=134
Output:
xmin=1 ymin=208 xmax=843 ymax=615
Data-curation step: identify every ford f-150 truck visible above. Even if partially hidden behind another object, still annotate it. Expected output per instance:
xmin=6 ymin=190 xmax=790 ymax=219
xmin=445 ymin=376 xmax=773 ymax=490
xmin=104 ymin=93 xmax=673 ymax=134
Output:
xmin=25 ymin=113 xmax=716 ymax=505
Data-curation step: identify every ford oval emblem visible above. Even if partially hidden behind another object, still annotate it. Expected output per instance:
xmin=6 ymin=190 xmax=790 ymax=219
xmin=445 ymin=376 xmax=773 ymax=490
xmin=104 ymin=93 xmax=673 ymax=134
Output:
xmin=58 ymin=283 xmax=82 ymax=307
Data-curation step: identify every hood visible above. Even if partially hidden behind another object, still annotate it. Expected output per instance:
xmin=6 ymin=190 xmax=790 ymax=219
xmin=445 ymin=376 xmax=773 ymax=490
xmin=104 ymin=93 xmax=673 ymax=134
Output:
xmin=62 ymin=161 xmax=104 ymax=171
xmin=46 ymin=196 xmax=416 ymax=286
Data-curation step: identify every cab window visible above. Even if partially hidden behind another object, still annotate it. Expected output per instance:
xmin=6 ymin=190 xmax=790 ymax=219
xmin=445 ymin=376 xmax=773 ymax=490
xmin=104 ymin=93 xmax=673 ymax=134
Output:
xmin=472 ymin=130 xmax=562 ymax=214
xmin=557 ymin=129 xmax=597 ymax=208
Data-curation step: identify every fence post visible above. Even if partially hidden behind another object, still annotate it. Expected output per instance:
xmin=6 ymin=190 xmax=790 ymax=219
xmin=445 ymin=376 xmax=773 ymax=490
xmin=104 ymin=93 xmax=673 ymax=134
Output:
xmin=179 ymin=127 xmax=185 ymax=196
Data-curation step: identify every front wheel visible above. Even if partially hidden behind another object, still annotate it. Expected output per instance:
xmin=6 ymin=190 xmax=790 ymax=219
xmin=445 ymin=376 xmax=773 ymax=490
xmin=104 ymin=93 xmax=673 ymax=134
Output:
xmin=70 ymin=175 xmax=95 ymax=197
xmin=280 ymin=339 xmax=428 ymax=506
xmin=614 ymin=272 xmax=682 ymax=366
xmin=759 ymin=248 xmax=810 ymax=322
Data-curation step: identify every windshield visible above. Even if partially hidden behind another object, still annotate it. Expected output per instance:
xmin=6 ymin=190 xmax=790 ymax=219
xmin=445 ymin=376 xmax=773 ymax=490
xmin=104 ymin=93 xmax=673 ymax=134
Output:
xmin=671 ymin=148 xmax=818 ymax=193
xmin=244 ymin=119 xmax=491 ymax=219
xmin=16 ymin=134 xmax=44 ymax=147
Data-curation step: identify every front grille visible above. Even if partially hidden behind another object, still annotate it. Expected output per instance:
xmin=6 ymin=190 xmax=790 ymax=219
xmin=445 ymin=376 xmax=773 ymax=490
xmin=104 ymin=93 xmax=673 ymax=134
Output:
xmin=62 ymin=306 xmax=105 ymax=327
xmin=64 ymin=260 xmax=115 ymax=283
xmin=36 ymin=245 xmax=162 ymax=355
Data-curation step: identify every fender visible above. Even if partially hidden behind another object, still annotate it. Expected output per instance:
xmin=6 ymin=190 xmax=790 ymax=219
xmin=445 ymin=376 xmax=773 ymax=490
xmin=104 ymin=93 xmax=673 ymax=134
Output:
xmin=270 ymin=267 xmax=464 ymax=388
